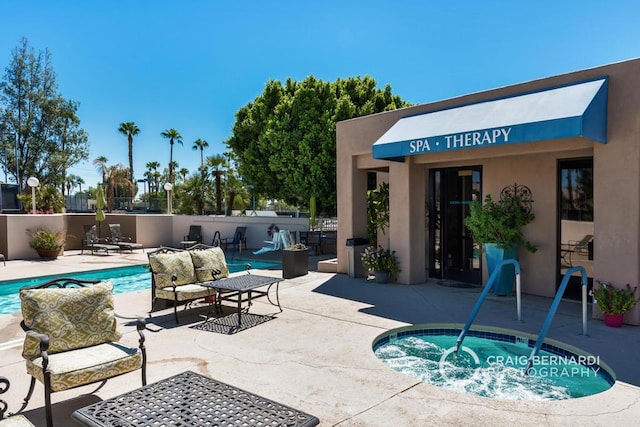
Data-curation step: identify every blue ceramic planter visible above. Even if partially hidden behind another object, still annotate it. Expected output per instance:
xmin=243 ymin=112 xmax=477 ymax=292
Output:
xmin=484 ymin=243 xmax=518 ymax=295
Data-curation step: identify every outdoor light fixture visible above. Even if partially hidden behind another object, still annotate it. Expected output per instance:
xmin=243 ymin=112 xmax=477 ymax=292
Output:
xmin=164 ymin=183 xmax=173 ymax=214
xmin=27 ymin=176 xmax=39 ymax=214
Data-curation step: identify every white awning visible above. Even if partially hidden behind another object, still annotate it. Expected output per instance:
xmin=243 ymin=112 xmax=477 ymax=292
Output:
xmin=372 ymin=78 xmax=608 ymax=161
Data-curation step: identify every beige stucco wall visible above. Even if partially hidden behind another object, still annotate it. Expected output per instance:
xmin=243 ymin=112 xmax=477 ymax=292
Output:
xmin=0 ymin=214 xmax=310 ymax=259
xmin=3 ymin=214 xmax=66 ymax=259
xmin=336 ymin=58 xmax=640 ymax=324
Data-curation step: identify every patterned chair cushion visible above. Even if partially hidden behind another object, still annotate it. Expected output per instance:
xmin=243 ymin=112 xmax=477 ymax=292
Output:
xmin=25 ymin=342 xmax=142 ymax=392
xmin=20 ymin=282 xmax=121 ymax=359
xmin=148 ymin=251 xmax=196 ymax=289
xmin=190 ymin=247 xmax=230 ymax=282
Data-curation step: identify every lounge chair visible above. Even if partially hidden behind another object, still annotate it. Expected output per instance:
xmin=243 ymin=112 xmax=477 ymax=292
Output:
xmin=180 ymin=225 xmax=202 ymax=249
xmin=108 ymin=223 xmax=144 ymax=252
xmin=81 ymin=224 xmax=121 ymax=255
xmin=18 ymin=278 xmax=146 ymax=427
xmin=253 ymin=230 xmax=292 ymax=255
xmin=561 ymin=234 xmax=593 ymax=266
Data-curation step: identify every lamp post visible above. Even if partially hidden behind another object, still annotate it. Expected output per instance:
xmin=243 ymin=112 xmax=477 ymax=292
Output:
xmin=164 ymin=182 xmax=173 ymax=214
xmin=27 ymin=176 xmax=39 ymax=214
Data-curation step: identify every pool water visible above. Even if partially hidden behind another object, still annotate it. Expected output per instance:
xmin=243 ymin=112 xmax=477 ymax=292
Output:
xmin=374 ymin=327 xmax=614 ymax=400
xmin=0 ymin=259 xmax=278 ymax=315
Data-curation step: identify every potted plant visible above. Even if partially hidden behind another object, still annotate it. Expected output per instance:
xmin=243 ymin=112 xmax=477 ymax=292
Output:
xmin=464 ymin=194 xmax=536 ymax=295
xmin=361 ymin=245 xmax=400 ymax=283
xmin=592 ymin=281 xmax=640 ymax=327
xmin=283 ymin=243 xmax=308 ymax=279
xmin=27 ymin=227 xmax=66 ymax=259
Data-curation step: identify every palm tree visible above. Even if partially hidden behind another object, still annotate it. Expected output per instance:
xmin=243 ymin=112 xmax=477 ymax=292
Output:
xmin=192 ymin=139 xmax=209 ymax=171
xmin=117 ymin=122 xmax=140 ymax=182
xmin=73 ymin=175 xmax=85 ymax=193
xmin=179 ymin=167 xmax=189 ymax=182
xmin=65 ymin=175 xmax=73 ymax=196
xmin=93 ymin=156 xmax=109 ymax=184
xmin=76 ymin=176 xmax=85 ymax=193
xmin=105 ymin=163 xmax=134 ymax=212
xmin=206 ymin=154 xmax=226 ymax=215
xmin=65 ymin=174 xmax=82 ymax=195
xmin=160 ymin=128 xmax=183 ymax=185
xmin=145 ymin=161 xmax=160 ymax=195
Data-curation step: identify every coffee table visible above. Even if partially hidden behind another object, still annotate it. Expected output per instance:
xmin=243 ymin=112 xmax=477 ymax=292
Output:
xmin=72 ymin=370 xmax=319 ymax=426
xmin=202 ymin=274 xmax=283 ymax=328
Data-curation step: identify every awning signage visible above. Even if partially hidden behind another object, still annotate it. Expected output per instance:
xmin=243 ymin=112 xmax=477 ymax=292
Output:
xmin=372 ymin=78 xmax=608 ymax=161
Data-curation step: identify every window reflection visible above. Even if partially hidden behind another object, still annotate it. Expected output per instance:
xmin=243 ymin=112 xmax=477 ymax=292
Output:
xmin=559 ymin=158 xmax=593 ymax=300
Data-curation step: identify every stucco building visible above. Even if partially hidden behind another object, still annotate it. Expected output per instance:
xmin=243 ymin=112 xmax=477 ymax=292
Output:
xmin=336 ymin=58 xmax=640 ymax=325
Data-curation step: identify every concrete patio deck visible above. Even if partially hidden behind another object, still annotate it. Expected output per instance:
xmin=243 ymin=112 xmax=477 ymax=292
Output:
xmin=1 ymin=250 xmax=639 ymax=426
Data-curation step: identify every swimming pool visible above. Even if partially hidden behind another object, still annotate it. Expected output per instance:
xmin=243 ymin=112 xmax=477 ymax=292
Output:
xmin=373 ymin=324 xmax=615 ymax=400
xmin=0 ymin=259 xmax=279 ymax=315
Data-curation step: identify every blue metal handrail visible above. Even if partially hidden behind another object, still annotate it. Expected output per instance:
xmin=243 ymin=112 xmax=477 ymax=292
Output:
xmin=524 ymin=266 xmax=588 ymax=375
xmin=455 ymin=259 xmax=521 ymax=353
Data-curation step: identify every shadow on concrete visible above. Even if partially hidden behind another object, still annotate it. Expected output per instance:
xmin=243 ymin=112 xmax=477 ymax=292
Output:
xmin=310 ymin=273 xmax=640 ymax=386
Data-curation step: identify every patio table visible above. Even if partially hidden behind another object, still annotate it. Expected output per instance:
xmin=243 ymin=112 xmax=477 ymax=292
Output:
xmin=72 ymin=370 xmax=319 ymax=426
xmin=202 ymin=274 xmax=283 ymax=328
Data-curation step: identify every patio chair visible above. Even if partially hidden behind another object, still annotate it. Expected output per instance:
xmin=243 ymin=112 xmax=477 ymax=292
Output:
xmin=108 ymin=223 xmax=144 ymax=252
xmin=81 ymin=224 xmax=121 ymax=255
xmin=18 ymin=278 xmax=147 ymax=427
xmin=222 ymin=226 xmax=247 ymax=253
xmin=300 ymin=231 xmax=321 ymax=255
xmin=180 ymin=225 xmax=202 ymax=249
xmin=561 ymin=234 xmax=593 ymax=266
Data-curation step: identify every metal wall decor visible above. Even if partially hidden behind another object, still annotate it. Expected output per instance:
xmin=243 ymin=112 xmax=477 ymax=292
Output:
xmin=500 ymin=183 xmax=534 ymax=213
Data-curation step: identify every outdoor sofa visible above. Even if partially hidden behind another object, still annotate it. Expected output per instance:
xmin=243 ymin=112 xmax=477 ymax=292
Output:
xmin=148 ymin=244 xmax=250 ymax=324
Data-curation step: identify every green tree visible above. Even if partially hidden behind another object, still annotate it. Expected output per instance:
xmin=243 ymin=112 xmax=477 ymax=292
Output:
xmin=226 ymin=75 xmax=408 ymax=214
xmin=17 ymin=184 xmax=65 ymax=213
xmin=175 ymin=173 xmax=210 ymax=215
xmin=0 ymin=38 xmax=89 ymax=191
xmin=160 ymin=128 xmax=182 ymax=185
xmin=118 ymin=121 xmax=140 ymax=182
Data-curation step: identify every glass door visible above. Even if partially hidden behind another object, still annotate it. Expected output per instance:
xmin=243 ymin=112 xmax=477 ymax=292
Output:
xmin=558 ymin=158 xmax=594 ymax=300
xmin=429 ymin=167 xmax=482 ymax=284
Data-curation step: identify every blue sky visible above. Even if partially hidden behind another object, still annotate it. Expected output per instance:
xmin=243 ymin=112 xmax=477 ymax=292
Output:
xmin=1 ymin=1 xmax=639 ymax=191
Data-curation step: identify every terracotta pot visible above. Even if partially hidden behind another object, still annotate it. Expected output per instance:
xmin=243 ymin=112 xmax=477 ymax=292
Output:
xmin=603 ymin=313 xmax=624 ymax=328
xmin=36 ymin=248 xmax=61 ymax=259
